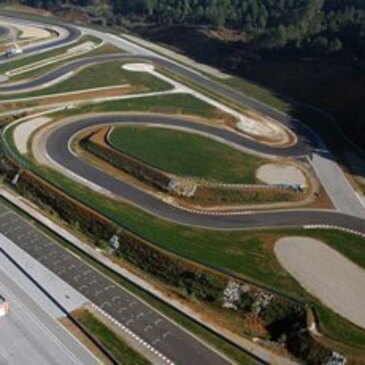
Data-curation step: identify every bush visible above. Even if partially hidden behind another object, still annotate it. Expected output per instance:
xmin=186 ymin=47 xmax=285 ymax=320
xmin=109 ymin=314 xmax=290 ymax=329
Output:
xmin=12 ymin=169 xmax=227 ymax=303
xmin=9 ymin=165 xmax=331 ymax=363
xmin=287 ymin=332 xmax=332 ymax=365
xmin=237 ymin=294 xmax=254 ymax=312
xmin=13 ymin=171 xmax=116 ymax=240
xmin=262 ymin=301 xmax=307 ymax=341
xmin=81 ymin=135 xmax=171 ymax=190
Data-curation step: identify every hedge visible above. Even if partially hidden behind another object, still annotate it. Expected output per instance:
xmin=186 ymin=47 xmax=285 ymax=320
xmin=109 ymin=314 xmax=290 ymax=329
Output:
xmin=9 ymin=168 xmax=332 ymax=362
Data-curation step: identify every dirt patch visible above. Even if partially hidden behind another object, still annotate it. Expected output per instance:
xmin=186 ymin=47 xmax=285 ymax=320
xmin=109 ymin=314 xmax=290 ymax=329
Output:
xmin=17 ymin=24 xmax=51 ymax=40
xmin=275 ymin=236 xmax=365 ymax=329
xmin=14 ymin=116 xmax=52 ymax=154
xmin=257 ymin=163 xmax=307 ymax=187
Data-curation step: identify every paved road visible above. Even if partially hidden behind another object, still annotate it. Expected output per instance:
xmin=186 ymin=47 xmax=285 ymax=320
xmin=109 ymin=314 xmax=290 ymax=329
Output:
xmin=0 ymin=203 xmax=233 ymax=365
xmin=1 ymin=42 xmax=363 ymax=217
xmin=0 ymin=54 xmax=127 ymax=92
xmin=0 ymin=262 xmax=97 ymax=365
xmin=45 ymin=113 xmax=365 ymax=232
xmin=1 ymin=13 xmax=365 ymax=365
xmin=0 ymin=233 xmax=88 ymax=317
xmin=310 ymin=148 xmax=365 ymax=218
xmin=0 ymin=16 xmax=80 ymax=62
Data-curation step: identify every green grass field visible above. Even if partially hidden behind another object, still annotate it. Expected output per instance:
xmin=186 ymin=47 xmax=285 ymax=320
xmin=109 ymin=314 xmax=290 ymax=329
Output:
xmin=0 ymin=196 xmax=256 ymax=365
xmin=4 ymin=119 xmax=365 ymax=355
xmin=53 ymin=93 xmax=234 ymax=121
xmin=222 ymin=76 xmax=291 ymax=113
xmin=0 ymin=60 xmax=171 ymax=100
xmin=77 ymin=310 xmax=150 ymax=365
xmin=360 ymin=183 xmax=365 ymax=195
xmin=8 ymin=42 xmax=123 ymax=82
xmin=108 ymin=126 xmax=265 ymax=183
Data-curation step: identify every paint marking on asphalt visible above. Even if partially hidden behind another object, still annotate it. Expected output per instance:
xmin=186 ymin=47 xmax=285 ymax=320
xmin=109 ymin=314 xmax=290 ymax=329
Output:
xmin=90 ymin=303 xmax=175 ymax=365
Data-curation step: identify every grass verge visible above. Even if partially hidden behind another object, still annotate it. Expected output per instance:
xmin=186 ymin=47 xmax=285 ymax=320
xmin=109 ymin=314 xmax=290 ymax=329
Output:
xmin=0 ymin=196 xmax=256 ymax=365
xmin=3 ymin=91 xmax=365 ymax=355
xmin=0 ymin=60 xmax=171 ymax=100
xmin=109 ymin=125 xmax=265 ymax=184
xmin=76 ymin=309 xmax=150 ymax=365
xmin=0 ymin=35 xmax=101 ymax=76
xmin=52 ymin=93 xmax=234 ymax=122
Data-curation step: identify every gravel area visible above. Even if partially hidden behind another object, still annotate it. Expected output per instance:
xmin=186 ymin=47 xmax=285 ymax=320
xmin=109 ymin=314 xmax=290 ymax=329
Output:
xmin=275 ymin=236 xmax=365 ymax=329
xmin=256 ymin=163 xmax=306 ymax=187
xmin=17 ymin=24 xmax=51 ymax=40
xmin=14 ymin=116 xmax=51 ymax=154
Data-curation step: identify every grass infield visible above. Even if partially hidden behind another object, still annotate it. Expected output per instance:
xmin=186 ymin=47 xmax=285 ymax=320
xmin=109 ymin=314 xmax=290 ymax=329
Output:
xmin=108 ymin=125 xmax=266 ymax=184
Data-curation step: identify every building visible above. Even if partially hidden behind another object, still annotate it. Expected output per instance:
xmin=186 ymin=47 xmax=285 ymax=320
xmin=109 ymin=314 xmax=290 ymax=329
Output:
xmin=0 ymin=295 xmax=9 ymax=317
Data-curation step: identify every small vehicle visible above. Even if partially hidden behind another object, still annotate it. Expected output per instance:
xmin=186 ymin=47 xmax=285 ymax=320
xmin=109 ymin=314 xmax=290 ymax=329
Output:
xmin=5 ymin=45 xmax=23 ymax=58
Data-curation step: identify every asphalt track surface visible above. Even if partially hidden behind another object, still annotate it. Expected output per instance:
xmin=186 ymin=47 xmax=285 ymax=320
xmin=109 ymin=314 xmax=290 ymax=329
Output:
xmin=46 ymin=113 xmax=365 ymax=233
xmin=0 ymin=18 xmax=261 ymax=365
xmin=0 ymin=203 xmax=233 ymax=365
xmin=0 ymin=52 xmax=315 ymax=156
xmin=0 ymin=17 xmax=80 ymax=61
xmin=1 ymin=42 xmax=364 ymax=231
xmin=2 ymin=16 xmax=365 ymax=364
xmin=0 ymin=54 xmax=126 ymax=92
xmin=0 ymin=51 xmax=326 ymax=154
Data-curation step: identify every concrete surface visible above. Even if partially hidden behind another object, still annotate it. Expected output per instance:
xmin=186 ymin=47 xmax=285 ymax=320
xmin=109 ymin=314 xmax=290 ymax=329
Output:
xmin=1 ymin=188 xmax=298 ymax=365
xmin=275 ymin=236 xmax=365 ymax=329
xmin=0 ymin=201 xmax=231 ymax=365
xmin=311 ymin=150 xmax=365 ymax=218
xmin=256 ymin=163 xmax=307 ymax=187
xmin=0 ymin=233 xmax=88 ymax=317
xmin=14 ymin=116 xmax=51 ymax=154
xmin=0 ymin=257 xmax=97 ymax=365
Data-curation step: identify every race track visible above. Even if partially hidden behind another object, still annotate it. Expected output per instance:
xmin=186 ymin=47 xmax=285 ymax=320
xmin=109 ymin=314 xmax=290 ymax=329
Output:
xmin=1 ymin=13 xmax=365 ymax=365
xmin=45 ymin=113 xmax=365 ymax=232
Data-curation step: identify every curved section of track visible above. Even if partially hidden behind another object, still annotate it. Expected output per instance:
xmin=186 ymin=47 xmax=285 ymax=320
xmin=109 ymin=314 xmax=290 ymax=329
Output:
xmin=0 ymin=52 xmax=314 ymax=154
xmin=45 ymin=113 xmax=365 ymax=233
xmin=0 ymin=16 xmax=80 ymax=61
xmin=0 ymin=54 xmax=124 ymax=92
xmin=0 ymin=18 xmax=363 ymax=221
xmin=4 ymin=14 xmax=365 ymax=365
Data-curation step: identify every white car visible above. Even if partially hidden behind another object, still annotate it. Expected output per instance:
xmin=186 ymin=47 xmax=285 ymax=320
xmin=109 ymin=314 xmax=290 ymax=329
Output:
xmin=5 ymin=46 xmax=23 ymax=58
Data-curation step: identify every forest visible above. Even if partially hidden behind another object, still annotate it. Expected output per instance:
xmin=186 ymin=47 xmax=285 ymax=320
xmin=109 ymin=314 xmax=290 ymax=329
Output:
xmin=14 ymin=0 xmax=365 ymax=58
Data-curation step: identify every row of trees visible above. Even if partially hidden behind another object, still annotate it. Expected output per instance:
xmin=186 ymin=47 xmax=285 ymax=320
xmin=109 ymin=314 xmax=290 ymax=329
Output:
xmin=15 ymin=0 xmax=365 ymax=57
